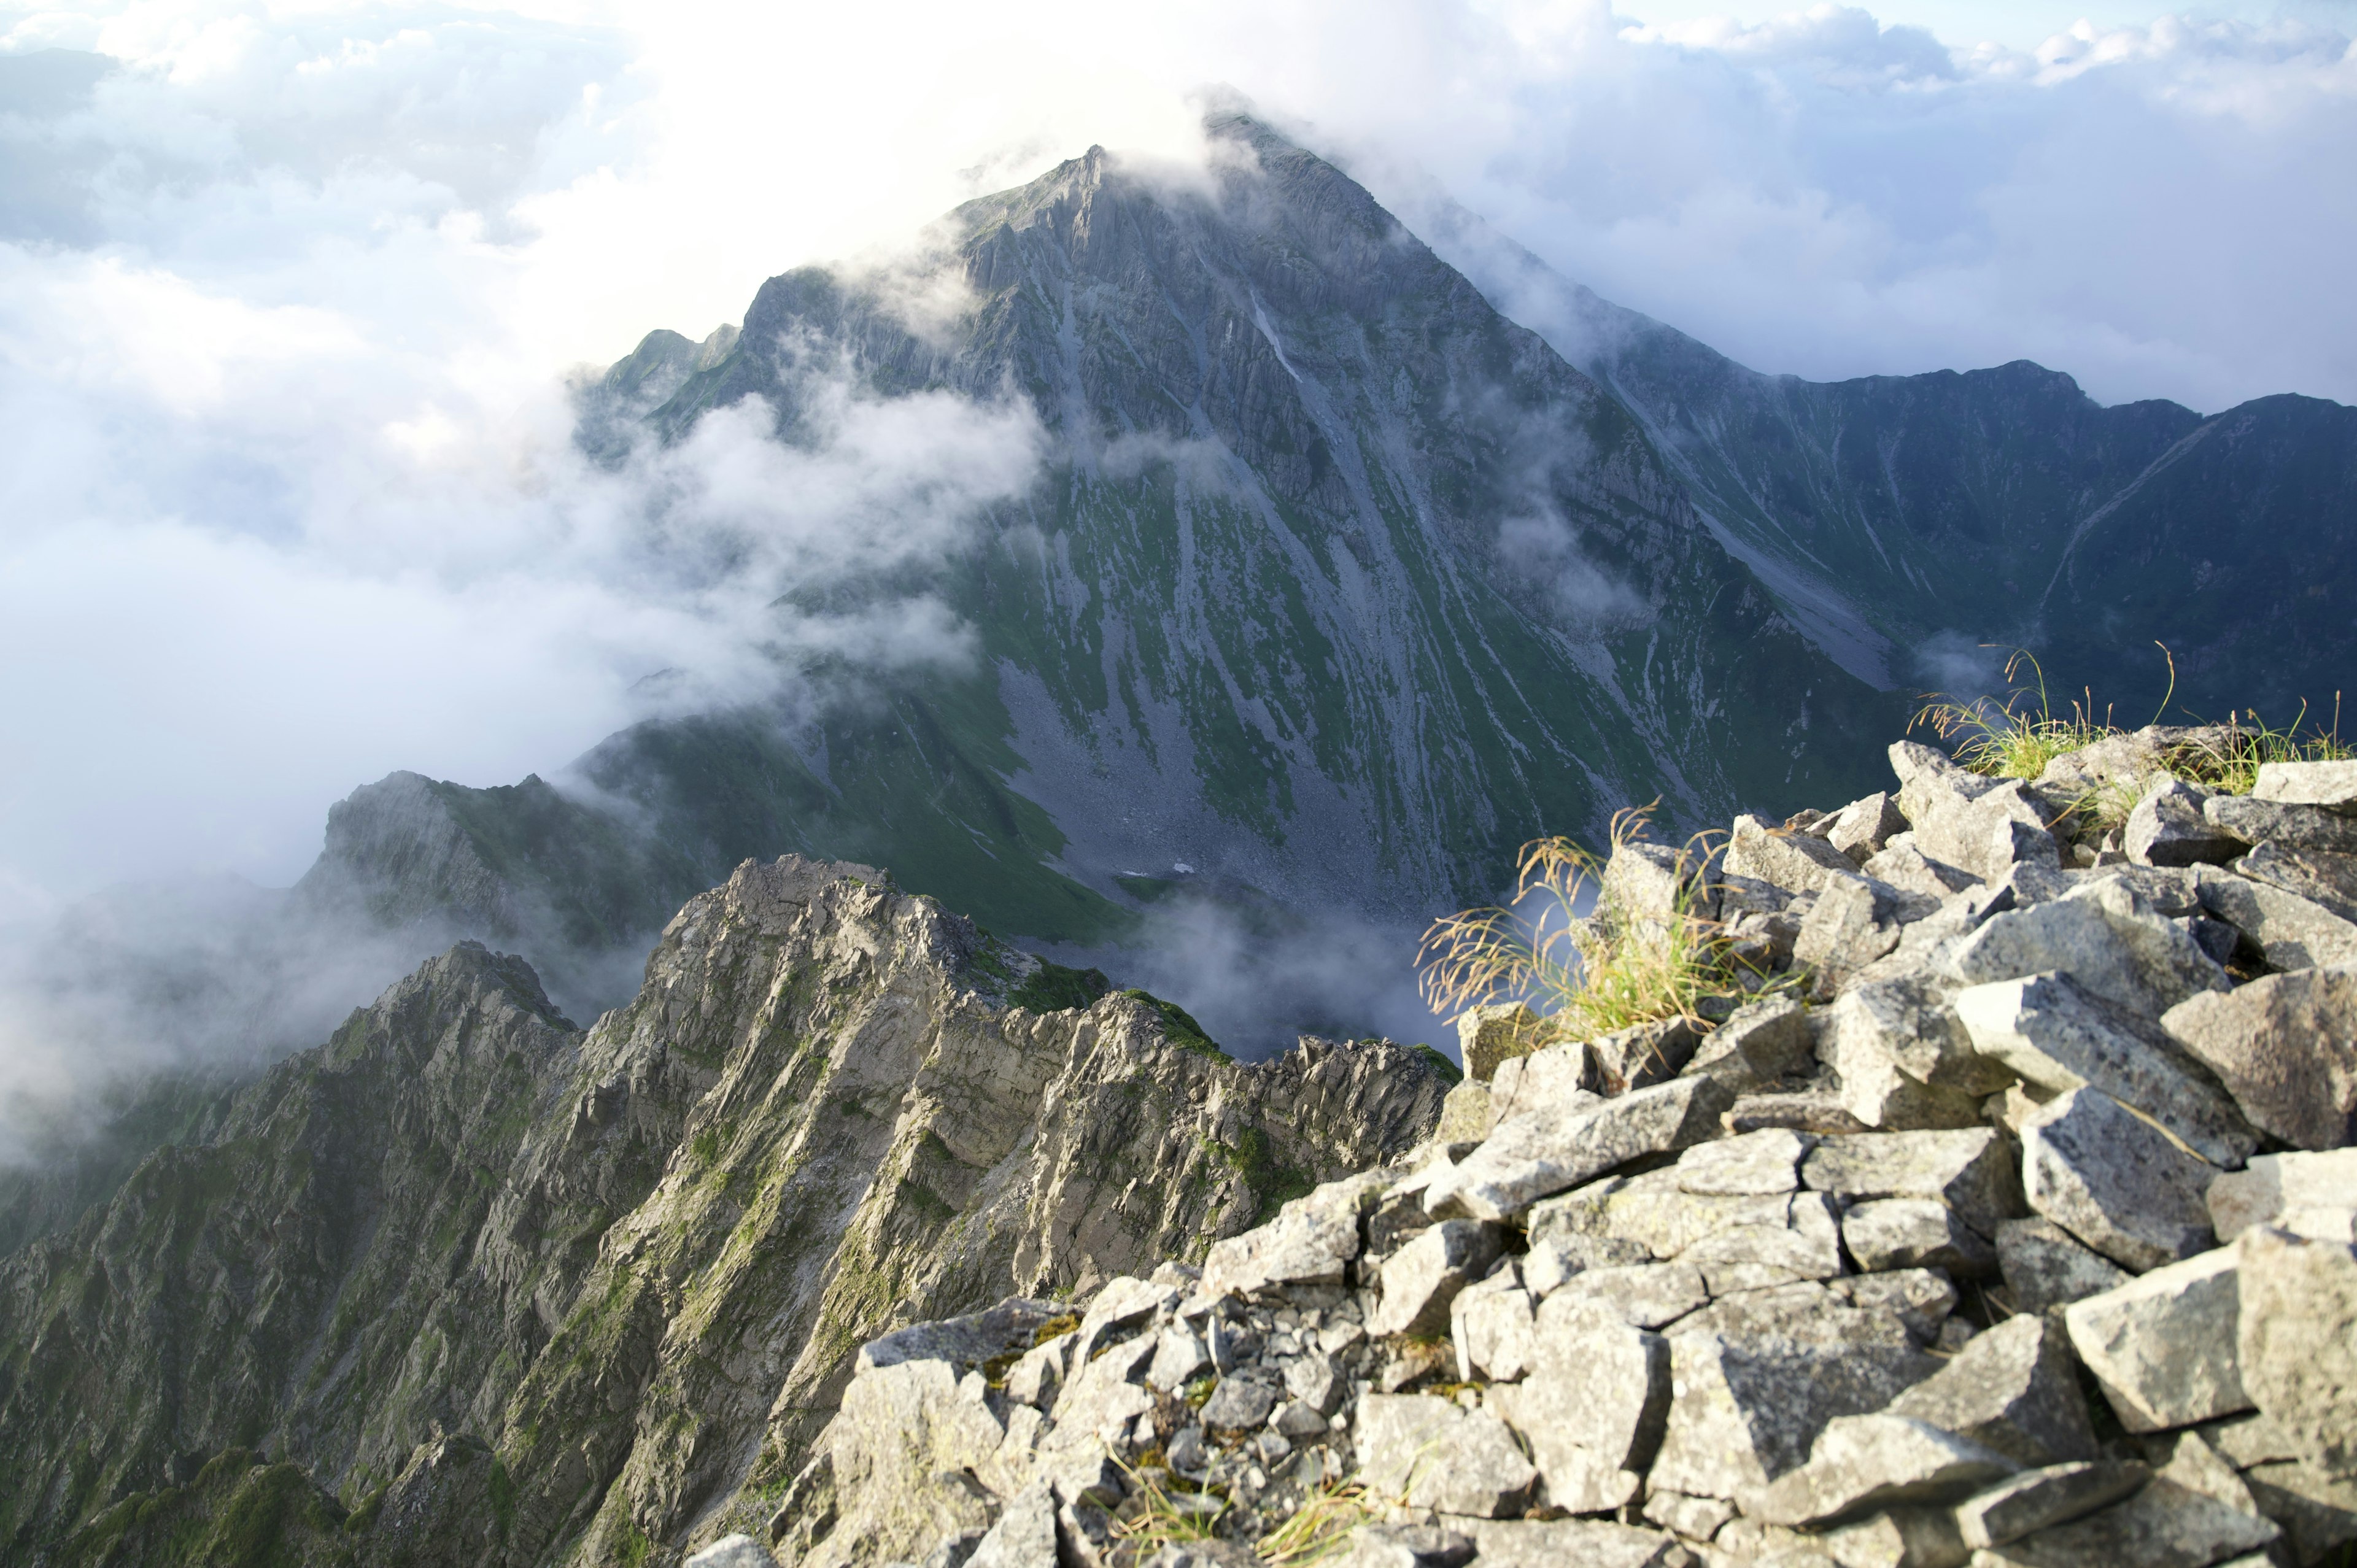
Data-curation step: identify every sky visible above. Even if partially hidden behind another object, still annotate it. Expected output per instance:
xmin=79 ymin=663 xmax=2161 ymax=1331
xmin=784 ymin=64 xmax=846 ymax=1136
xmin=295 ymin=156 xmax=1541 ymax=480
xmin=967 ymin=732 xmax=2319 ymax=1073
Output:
xmin=0 ymin=0 xmax=2351 ymax=917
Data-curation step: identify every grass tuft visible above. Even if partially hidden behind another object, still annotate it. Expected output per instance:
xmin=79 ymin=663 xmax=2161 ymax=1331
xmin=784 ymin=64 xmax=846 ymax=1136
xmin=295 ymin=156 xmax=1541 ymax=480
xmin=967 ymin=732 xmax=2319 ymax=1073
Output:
xmin=1257 ymin=1477 xmax=1369 ymax=1565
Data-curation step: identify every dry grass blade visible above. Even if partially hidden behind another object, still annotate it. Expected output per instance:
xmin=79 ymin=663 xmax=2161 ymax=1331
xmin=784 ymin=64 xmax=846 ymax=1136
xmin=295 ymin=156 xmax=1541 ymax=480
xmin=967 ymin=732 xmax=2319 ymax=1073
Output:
xmin=1109 ymin=1450 xmax=1228 ymax=1558
xmin=1256 ymin=1478 xmax=1369 ymax=1565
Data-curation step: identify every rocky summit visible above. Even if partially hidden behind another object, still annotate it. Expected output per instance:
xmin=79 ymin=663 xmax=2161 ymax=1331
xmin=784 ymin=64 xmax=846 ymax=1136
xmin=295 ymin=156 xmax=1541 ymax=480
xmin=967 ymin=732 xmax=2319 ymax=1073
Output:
xmin=753 ymin=736 xmax=2357 ymax=1568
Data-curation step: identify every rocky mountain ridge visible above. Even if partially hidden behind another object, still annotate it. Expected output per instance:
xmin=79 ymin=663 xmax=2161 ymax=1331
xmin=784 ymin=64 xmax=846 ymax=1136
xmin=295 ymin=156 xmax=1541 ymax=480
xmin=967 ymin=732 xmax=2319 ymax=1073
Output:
xmin=734 ymin=736 xmax=2357 ymax=1568
xmin=0 ymin=859 xmax=1451 ymax=1566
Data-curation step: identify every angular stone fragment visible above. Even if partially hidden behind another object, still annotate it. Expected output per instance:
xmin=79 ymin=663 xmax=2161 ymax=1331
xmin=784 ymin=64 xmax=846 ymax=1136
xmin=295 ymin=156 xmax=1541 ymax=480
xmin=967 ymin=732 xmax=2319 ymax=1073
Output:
xmin=1146 ymin=1327 xmax=1210 ymax=1392
xmin=2234 ymin=1224 xmax=2357 ymax=1481
xmin=1204 ymin=1172 xmax=1385 ymax=1297
xmin=2254 ymin=759 xmax=2357 ymax=813
xmin=1425 ymin=1076 xmax=1735 ymax=1222
xmin=1833 ymin=1269 xmax=1961 ymax=1345
xmin=1886 ymin=1315 xmax=2097 ymax=1466
xmin=1956 ymin=1462 xmax=2151 ymax=1550
xmin=1678 ymin=1127 xmax=1813 ymax=1195
xmin=1199 ymin=1373 xmax=1279 ymax=1432
xmin=1795 ymin=875 xmax=1933 ymax=994
xmin=2238 ymin=841 xmax=2357 ymax=924
xmin=1828 ymin=974 xmax=2013 ymax=1097
xmin=2242 ymin=1458 xmax=2357 ymax=1563
xmin=859 ymin=1296 xmax=1069 ymax=1375
xmin=1686 ymin=997 xmax=1817 ymax=1092
xmin=1647 ymin=1326 xmax=1940 ymax=1498
xmin=1830 ymin=1022 xmax=1989 ymax=1131
xmin=1431 ymin=1079 xmax=1492 ymax=1143
xmin=1727 ymin=1091 xmax=1873 ymax=1136
xmin=1458 ymin=1002 xmax=1541 ymax=1084
xmin=1355 ymin=1395 xmax=1538 ymax=1518
xmin=1730 ymin=811 xmax=1872 ymax=896
xmin=1465 ymin=1518 xmax=1695 ymax=1568
xmin=1864 ymin=836 xmax=1983 ymax=899
xmin=964 ymin=1485 xmax=1057 ymax=1568
xmin=2205 ymin=793 xmax=2357 ymax=855
xmin=1743 ymin=1413 xmax=2018 ymax=1526
xmin=1606 ymin=838 xmax=1719 ymax=927
xmin=2207 ymin=1149 xmax=2357 ymax=1242
xmin=1946 ymin=879 xmax=2231 ymax=1018
xmin=1505 ymin=1298 xmax=1670 ymax=1471
xmin=686 ymin=1535 xmax=782 ymax=1568
xmin=1070 ymin=1276 xmax=1180 ymax=1366
xmin=1815 ymin=1506 xmax=1967 ymax=1567
xmin=1958 ymin=971 xmax=2258 ymax=1166
xmin=1544 ymin=1261 xmax=1709 ymax=1329
xmin=1284 ymin=1352 xmax=1342 ymax=1415
xmin=1484 ymin=1042 xmax=1600 ymax=1127
xmin=2162 ymin=967 xmax=2357 ymax=1153
xmin=2127 ymin=778 xmax=2244 ymax=868
xmin=1452 ymin=1272 xmax=1535 ymax=1382
xmin=2065 ymin=1247 xmax=2252 ymax=1432
xmin=1830 ymin=792 xmax=1912 ymax=864
xmin=2022 ymin=1087 xmax=2218 ymax=1273
xmin=1843 ymin=1198 xmax=1996 ymax=1275
xmin=1802 ymin=1128 xmax=2027 ymax=1237
xmin=1968 ymin=1477 xmax=2280 ymax=1567
xmin=1643 ymin=1489 xmax=1735 ymax=1541
xmin=1995 ymin=1218 xmax=2131 ymax=1314
xmin=1370 ymin=1220 xmax=1503 ymax=1337
xmin=1006 ymin=1331 xmax=1077 ymax=1408
xmin=2149 ymin=1429 xmax=2258 ymax=1514
xmin=2195 ymin=866 xmax=2357 ymax=971
xmin=1589 ymin=1018 xmax=1702 ymax=1093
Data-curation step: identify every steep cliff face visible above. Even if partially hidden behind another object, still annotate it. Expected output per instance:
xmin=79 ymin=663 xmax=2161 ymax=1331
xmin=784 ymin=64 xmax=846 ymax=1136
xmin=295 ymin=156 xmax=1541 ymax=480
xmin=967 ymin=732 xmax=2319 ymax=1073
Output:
xmin=0 ymin=859 xmax=1449 ymax=1566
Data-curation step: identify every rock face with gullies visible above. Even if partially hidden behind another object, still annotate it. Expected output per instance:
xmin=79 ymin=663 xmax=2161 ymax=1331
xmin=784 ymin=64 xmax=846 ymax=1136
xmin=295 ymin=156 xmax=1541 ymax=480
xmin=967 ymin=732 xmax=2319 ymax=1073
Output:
xmin=0 ymin=857 xmax=1447 ymax=1567
xmin=787 ymin=747 xmax=2357 ymax=1568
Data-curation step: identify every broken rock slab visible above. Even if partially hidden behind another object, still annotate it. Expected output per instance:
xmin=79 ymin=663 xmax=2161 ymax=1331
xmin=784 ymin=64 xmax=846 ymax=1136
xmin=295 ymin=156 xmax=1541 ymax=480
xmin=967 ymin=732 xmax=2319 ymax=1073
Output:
xmin=1741 ymin=1413 xmax=2018 ymax=1527
xmin=2162 ymin=966 xmax=2357 ymax=1153
xmin=1995 ymin=1218 xmax=2131 ymax=1315
xmin=1676 ymin=1127 xmax=1813 ymax=1195
xmin=2022 ymin=1087 xmax=2219 ymax=1273
xmin=1886 ymin=1315 xmax=2098 ymax=1467
xmin=2194 ymin=866 xmax=2357 ymax=972
xmin=2237 ymin=841 xmax=2357 ymax=924
xmin=1464 ymin=1518 xmax=1696 ymax=1568
xmin=685 ymin=1536 xmax=781 ymax=1568
xmin=1945 ymin=879 xmax=2231 ymax=1019
xmin=1800 ymin=1128 xmax=2026 ymax=1238
xmin=1829 ymin=792 xmax=1911 ymax=864
xmin=2127 ymin=778 xmax=2245 ymax=868
xmin=1728 ymin=811 xmax=1871 ymax=896
xmin=1424 ymin=1076 xmax=1735 ymax=1223
xmin=1965 ymin=1475 xmax=2280 ymax=1568
xmin=1458 ymin=1003 xmax=1540 ymax=1084
xmin=1369 ymin=1219 xmax=1503 ymax=1337
xmin=2207 ymin=1148 xmax=2357 ymax=1242
xmin=2205 ymin=794 xmax=2357 ymax=855
xmin=1958 ymin=971 xmax=2259 ymax=1167
xmin=2065 ymin=1246 xmax=2253 ymax=1434
xmin=1841 ymin=1198 xmax=1997 ymax=1276
xmin=1203 ymin=1172 xmax=1387 ymax=1297
xmin=2254 ymin=759 xmax=2357 ymax=813
xmin=2234 ymin=1224 xmax=2357 ymax=1481
xmin=1955 ymin=1462 xmax=2150 ymax=1550
xmin=1355 ymin=1394 xmax=1538 ymax=1518
xmin=1684 ymin=996 xmax=1817 ymax=1093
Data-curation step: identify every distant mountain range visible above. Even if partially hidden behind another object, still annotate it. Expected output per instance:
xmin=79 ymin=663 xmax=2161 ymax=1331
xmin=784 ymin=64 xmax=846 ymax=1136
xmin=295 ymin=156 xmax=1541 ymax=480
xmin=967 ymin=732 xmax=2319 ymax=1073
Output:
xmin=90 ymin=112 xmax=2357 ymax=1059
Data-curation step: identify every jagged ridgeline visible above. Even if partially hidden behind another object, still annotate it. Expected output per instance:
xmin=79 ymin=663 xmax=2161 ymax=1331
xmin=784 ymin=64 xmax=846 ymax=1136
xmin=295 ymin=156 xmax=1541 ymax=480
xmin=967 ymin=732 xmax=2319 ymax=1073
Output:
xmin=346 ymin=112 xmax=1898 ymax=990
xmin=0 ymin=859 xmax=1450 ymax=1566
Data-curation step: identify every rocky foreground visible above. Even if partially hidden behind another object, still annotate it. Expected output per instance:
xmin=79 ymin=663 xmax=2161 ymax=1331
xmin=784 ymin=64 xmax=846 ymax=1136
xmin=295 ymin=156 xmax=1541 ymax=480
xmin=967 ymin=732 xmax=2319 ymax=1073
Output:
xmin=753 ymin=733 xmax=2357 ymax=1568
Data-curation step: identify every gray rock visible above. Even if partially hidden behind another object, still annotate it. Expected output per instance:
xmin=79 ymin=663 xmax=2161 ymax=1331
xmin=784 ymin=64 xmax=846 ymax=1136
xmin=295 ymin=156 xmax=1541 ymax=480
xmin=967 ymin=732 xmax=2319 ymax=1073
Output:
xmin=2207 ymin=1149 xmax=2357 ymax=1242
xmin=1606 ymin=838 xmax=1719 ymax=926
xmin=1458 ymin=1003 xmax=1541 ymax=1084
xmin=1827 ymin=975 xmax=2014 ymax=1097
xmin=1686 ymin=997 xmax=1817 ymax=1092
xmin=1589 ymin=1018 xmax=1703 ymax=1094
xmin=1544 ymin=1261 xmax=1710 ymax=1329
xmin=1495 ymin=1299 xmax=1670 ymax=1505
xmin=1369 ymin=1219 xmax=1503 ymax=1337
xmin=1886 ymin=1315 xmax=2098 ymax=1466
xmin=1730 ymin=811 xmax=1874 ymax=896
xmin=1743 ymin=1413 xmax=2018 ymax=1526
xmin=687 ymin=1535 xmax=783 ymax=1568
xmin=1800 ymin=1129 xmax=2027 ymax=1238
xmin=1833 ymin=1269 xmax=1962 ymax=1346
xmin=1642 ymin=1489 xmax=1735 ymax=1542
xmin=1957 ymin=971 xmax=2259 ymax=1167
xmin=2237 ymin=841 xmax=2357 ymax=924
xmin=2205 ymin=794 xmax=2357 ymax=855
xmin=964 ymin=1485 xmax=1058 ymax=1568
xmin=2235 ymin=1224 xmax=2357 ymax=1481
xmin=1830 ymin=792 xmax=1912 ymax=864
xmin=1199 ymin=1374 xmax=1279 ymax=1432
xmin=1956 ymin=1462 xmax=2151 ymax=1550
xmin=1146 ymin=1327 xmax=1210 ymax=1392
xmin=1892 ymin=740 xmax=2003 ymax=815
xmin=1795 ymin=876 xmax=1935 ymax=994
xmin=1814 ymin=1506 xmax=1968 ymax=1567
xmin=1829 ymin=1021 xmax=1990 ymax=1131
xmin=1677 ymin=1127 xmax=1814 ymax=1195
xmin=1484 ymin=1042 xmax=1600 ymax=1126
xmin=1945 ymin=878 xmax=2232 ymax=1018
xmin=1204 ymin=1173 xmax=1386 ymax=1297
xmin=1843 ymin=1198 xmax=1997 ymax=1275
xmin=2241 ymin=1458 xmax=2357 ymax=1564
xmin=2149 ymin=1429 xmax=2258 ymax=1515
xmin=1464 ymin=1519 xmax=1695 ymax=1568
xmin=1006 ymin=1331 xmax=1077 ymax=1408
xmin=2022 ymin=1087 xmax=2218 ymax=1273
xmin=2065 ymin=1246 xmax=2253 ymax=1433
xmin=1071 ymin=1276 xmax=1178 ymax=1367
xmin=859 ymin=1297 xmax=1068 ymax=1376
xmin=1911 ymin=777 xmax=2061 ymax=885
xmin=2127 ymin=778 xmax=2243 ymax=868
xmin=2195 ymin=866 xmax=2357 ymax=971
xmin=1647 ymin=1323 xmax=1940 ymax=1498
xmin=1967 ymin=1477 xmax=2280 ymax=1567
xmin=1425 ymin=1076 xmax=1735 ymax=1222
xmin=1995 ymin=1218 xmax=2132 ymax=1314
xmin=1284 ymin=1352 xmax=1343 ymax=1415
xmin=1727 ymin=1091 xmax=1875 ymax=1136
xmin=1431 ymin=1079 xmax=1492 ymax=1143
xmin=2162 ymin=966 xmax=2357 ymax=1153
xmin=1271 ymin=1398 xmax=1328 ymax=1439
xmin=1326 ymin=1524 xmax=1475 ymax=1568
xmin=1354 ymin=1394 xmax=1538 ymax=1518
xmin=2254 ymin=759 xmax=2357 ymax=813
xmin=1453 ymin=1278 xmax=1536 ymax=1382
xmin=1864 ymin=836 xmax=1984 ymax=901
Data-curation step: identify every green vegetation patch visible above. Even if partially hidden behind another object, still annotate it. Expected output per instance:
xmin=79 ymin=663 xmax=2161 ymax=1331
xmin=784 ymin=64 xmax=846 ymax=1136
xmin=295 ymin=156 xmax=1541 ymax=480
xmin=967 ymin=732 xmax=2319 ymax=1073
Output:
xmin=1121 ymin=990 xmax=1226 ymax=1060
xmin=1410 ymin=1044 xmax=1463 ymax=1084
xmin=1010 ymin=962 xmax=1112 ymax=1013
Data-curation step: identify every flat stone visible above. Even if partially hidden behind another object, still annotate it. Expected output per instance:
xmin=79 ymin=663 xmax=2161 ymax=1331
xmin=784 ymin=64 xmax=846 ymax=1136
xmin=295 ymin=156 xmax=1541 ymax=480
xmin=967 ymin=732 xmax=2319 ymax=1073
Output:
xmin=2162 ymin=967 xmax=2357 ymax=1153
xmin=1642 ymin=1489 xmax=1735 ymax=1541
xmin=1995 ymin=1218 xmax=2132 ymax=1314
xmin=1801 ymin=1128 xmax=2027 ymax=1237
xmin=1328 ymin=1524 xmax=1476 ymax=1568
xmin=1828 ymin=1023 xmax=1989 ymax=1130
xmin=2127 ymin=778 xmax=2244 ymax=868
xmin=1958 ymin=971 xmax=2258 ymax=1167
xmin=1795 ymin=876 xmax=1934 ymax=994
xmin=1512 ymin=1297 xmax=1671 ymax=1466
xmin=1945 ymin=878 xmax=2231 ymax=1018
xmin=2205 ymin=794 xmax=2357 ymax=855
xmin=1606 ymin=838 xmax=1719 ymax=926
xmin=1283 ymin=1351 xmax=1343 ymax=1414
xmin=1369 ymin=1219 xmax=1503 ymax=1337
xmin=2237 ymin=841 xmax=2357 ymax=924
xmin=1886 ymin=1315 xmax=2098 ymax=1466
xmin=1458 ymin=1002 xmax=1541 ymax=1084
xmin=2149 ymin=1429 xmax=2258 ymax=1515
xmin=1864 ymin=835 xmax=1983 ymax=900
xmin=858 ymin=1296 xmax=1067 ymax=1376
xmin=1827 ymin=973 xmax=2014 ymax=1097
xmin=1271 ymin=1397 xmax=1328 ymax=1439
xmin=1830 ymin=792 xmax=1911 ymax=863
xmin=1520 ymin=1227 xmax=1652 ymax=1292
xmin=1743 ymin=1413 xmax=2018 ymax=1526
xmin=1451 ymin=1274 xmax=1535 ymax=1382
xmin=1832 ymin=1269 xmax=1960 ymax=1345
xmin=1730 ymin=811 xmax=1873 ymax=896
xmin=964 ymin=1485 xmax=1057 ymax=1568
xmin=1199 ymin=1373 xmax=1279 ymax=1432
xmin=1485 ymin=1041 xmax=1601 ymax=1127
xmin=1967 ymin=1477 xmax=2280 ymax=1567
xmin=1005 ymin=1330 xmax=1077 ymax=1408
xmin=2241 ymin=1458 xmax=2357 ymax=1564
xmin=1725 ymin=1091 xmax=1873 ymax=1136
xmin=1814 ymin=1506 xmax=1968 ymax=1567
xmin=1145 ymin=1327 xmax=1210 ymax=1393
xmin=1647 ymin=1323 xmax=1940 ymax=1498
xmin=1544 ymin=1261 xmax=1710 ymax=1329
xmin=1686 ymin=997 xmax=1819 ymax=1093
xmin=1677 ymin=1127 xmax=1814 ymax=1195
xmin=1464 ymin=1519 xmax=1694 ymax=1568
xmin=1355 ymin=1395 xmax=1538 ymax=1518
xmin=1589 ymin=1018 xmax=1703 ymax=1094
xmin=2235 ymin=1224 xmax=2357 ymax=1481
xmin=1204 ymin=1172 xmax=1386 ymax=1297
xmin=686 ymin=1535 xmax=781 ymax=1568
xmin=2022 ymin=1087 xmax=2219 ymax=1273
xmin=2254 ymin=759 xmax=2357 ymax=813
xmin=2207 ymin=1149 xmax=2357 ymax=1242
xmin=1432 ymin=1079 xmax=1492 ymax=1143
xmin=2194 ymin=867 xmax=2357 ymax=971
xmin=2065 ymin=1247 xmax=2253 ymax=1433
xmin=1956 ymin=1462 xmax=2151 ymax=1550
xmin=1843 ymin=1197 xmax=1997 ymax=1275
xmin=1425 ymin=1076 xmax=1736 ymax=1222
